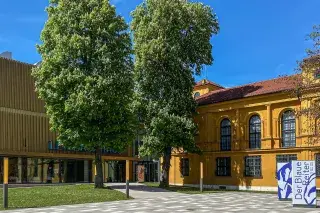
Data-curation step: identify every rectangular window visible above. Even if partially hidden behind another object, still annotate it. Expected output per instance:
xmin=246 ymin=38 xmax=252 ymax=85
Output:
xmin=216 ymin=157 xmax=231 ymax=176
xmin=276 ymin=154 xmax=297 ymax=163
xmin=181 ymin=158 xmax=189 ymax=177
xmin=281 ymin=112 xmax=296 ymax=148
xmin=316 ymin=154 xmax=320 ymax=176
xmin=245 ymin=156 xmax=261 ymax=177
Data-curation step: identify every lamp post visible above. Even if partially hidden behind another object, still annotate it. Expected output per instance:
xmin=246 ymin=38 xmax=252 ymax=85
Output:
xmin=126 ymin=160 xmax=130 ymax=198
xmin=200 ymin=161 xmax=203 ymax=193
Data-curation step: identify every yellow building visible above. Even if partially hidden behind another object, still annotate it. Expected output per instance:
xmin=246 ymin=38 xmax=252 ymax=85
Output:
xmin=170 ymin=65 xmax=320 ymax=191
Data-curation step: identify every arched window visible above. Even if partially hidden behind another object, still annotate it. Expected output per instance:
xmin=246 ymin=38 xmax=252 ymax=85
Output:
xmin=249 ymin=115 xmax=261 ymax=149
xmin=194 ymin=92 xmax=200 ymax=98
xmin=220 ymin=119 xmax=231 ymax=151
xmin=282 ymin=110 xmax=296 ymax=147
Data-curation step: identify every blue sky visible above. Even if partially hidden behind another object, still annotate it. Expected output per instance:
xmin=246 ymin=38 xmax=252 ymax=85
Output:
xmin=1 ymin=0 xmax=319 ymax=88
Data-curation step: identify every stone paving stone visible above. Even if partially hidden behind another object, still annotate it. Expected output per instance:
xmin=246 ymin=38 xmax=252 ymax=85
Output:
xmin=1 ymin=186 xmax=318 ymax=213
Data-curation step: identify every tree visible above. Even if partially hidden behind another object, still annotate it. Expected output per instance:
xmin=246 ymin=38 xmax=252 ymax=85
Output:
xmin=295 ymin=25 xmax=320 ymax=144
xmin=32 ymin=0 xmax=135 ymax=188
xmin=131 ymin=0 xmax=219 ymax=187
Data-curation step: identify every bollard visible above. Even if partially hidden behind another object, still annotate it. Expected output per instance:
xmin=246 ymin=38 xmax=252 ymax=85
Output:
xmin=125 ymin=160 xmax=130 ymax=198
xmin=126 ymin=180 xmax=129 ymax=198
xmin=3 ymin=157 xmax=9 ymax=209
xmin=200 ymin=161 xmax=203 ymax=193
xmin=3 ymin=184 xmax=8 ymax=209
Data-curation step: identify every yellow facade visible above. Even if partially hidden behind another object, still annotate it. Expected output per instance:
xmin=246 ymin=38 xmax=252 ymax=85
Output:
xmin=193 ymin=79 xmax=223 ymax=97
xmin=170 ymin=75 xmax=320 ymax=191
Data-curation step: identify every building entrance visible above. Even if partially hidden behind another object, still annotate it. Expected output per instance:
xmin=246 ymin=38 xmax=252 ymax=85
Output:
xmin=133 ymin=161 xmax=159 ymax=182
xmin=105 ymin=161 xmax=126 ymax=183
xmin=66 ymin=160 xmax=85 ymax=183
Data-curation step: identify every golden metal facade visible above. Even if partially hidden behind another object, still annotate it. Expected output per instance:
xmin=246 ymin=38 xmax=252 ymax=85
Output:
xmin=0 ymin=58 xmax=56 ymax=154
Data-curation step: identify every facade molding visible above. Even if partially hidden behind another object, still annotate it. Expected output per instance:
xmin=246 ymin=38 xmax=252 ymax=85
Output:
xmin=0 ymin=150 xmax=140 ymax=161
xmin=200 ymin=97 xmax=299 ymax=113
xmin=171 ymin=145 xmax=320 ymax=156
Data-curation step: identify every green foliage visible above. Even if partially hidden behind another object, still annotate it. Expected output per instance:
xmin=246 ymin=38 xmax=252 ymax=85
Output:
xmin=139 ymin=108 xmax=199 ymax=156
xmin=306 ymin=25 xmax=320 ymax=56
xmin=32 ymin=0 xmax=135 ymax=152
xmin=131 ymin=0 xmax=219 ymax=157
xmin=295 ymin=25 xmax=320 ymax=143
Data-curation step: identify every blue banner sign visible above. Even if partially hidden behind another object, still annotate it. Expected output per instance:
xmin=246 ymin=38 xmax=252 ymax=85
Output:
xmin=277 ymin=162 xmax=293 ymax=200
xmin=292 ymin=160 xmax=317 ymax=207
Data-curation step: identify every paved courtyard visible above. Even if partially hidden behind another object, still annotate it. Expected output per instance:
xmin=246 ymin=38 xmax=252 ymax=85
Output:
xmin=2 ymin=184 xmax=320 ymax=212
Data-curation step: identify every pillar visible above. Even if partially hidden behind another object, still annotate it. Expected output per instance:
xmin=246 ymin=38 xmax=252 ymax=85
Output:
xmin=265 ymin=104 xmax=272 ymax=149
xmin=3 ymin=157 xmax=9 ymax=209
xmin=84 ymin=160 xmax=89 ymax=182
xmin=243 ymin=124 xmax=248 ymax=149
xmin=266 ymin=104 xmax=272 ymax=138
xmin=273 ymin=118 xmax=280 ymax=149
xmin=200 ymin=161 xmax=203 ymax=192
xmin=216 ymin=125 xmax=219 ymax=150
xmin=126 ymin=160 xmax=131 ymax=182
xmin=92 ymin=161 xmax=96 ymax=182
xmin=125 ymin=160 xmax=130 ymax=199
xmin=235 ymin=109 xmax=240 ymax=150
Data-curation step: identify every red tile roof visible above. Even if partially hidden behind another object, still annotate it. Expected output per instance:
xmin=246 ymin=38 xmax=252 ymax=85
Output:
xmin=196 ymin=75 xmax=299 ymax=106
xmin=194 ymin=79 xmax=224 ymax=89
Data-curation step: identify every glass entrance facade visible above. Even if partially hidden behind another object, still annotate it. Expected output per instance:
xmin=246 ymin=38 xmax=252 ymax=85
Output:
xmin=133 ymin=161 xmax=159 ymax=182
xmin=0 ymin=157 xmax=92 ymax=184
xmin=104 ymin=161 xmax=126 ymax=183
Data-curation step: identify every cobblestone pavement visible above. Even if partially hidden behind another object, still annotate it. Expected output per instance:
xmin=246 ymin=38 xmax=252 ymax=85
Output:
xmin=3 ymin=191 xmax=320 ymax=213
xmin=1 ymin=183 xmax=320 ymax=213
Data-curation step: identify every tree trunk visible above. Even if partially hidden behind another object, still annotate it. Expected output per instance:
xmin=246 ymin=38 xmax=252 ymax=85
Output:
xmin=159 ymin=147 xmax=171 ymax=188
xmin=94 ymin=147 xmax=104 ymax=188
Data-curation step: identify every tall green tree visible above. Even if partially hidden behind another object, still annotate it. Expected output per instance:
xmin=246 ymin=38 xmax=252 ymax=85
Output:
xmin=33 ymin=0 xmax=135 ymax=188
xmin=131 ymin=0 xmax=219 ymax=187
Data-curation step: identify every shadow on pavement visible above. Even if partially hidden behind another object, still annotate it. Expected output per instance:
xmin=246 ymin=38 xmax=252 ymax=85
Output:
xmin=107 ymin=184 xmax=170 ymax=193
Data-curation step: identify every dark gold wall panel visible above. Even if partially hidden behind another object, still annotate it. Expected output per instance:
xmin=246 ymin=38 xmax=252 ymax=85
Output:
xmin=0 ymin=57 xmax=132 ymax=158
xmin=0 ymin=57 xmax=56 ymax=154
xmin=0 ymin=58 xmax=45 ymax=113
